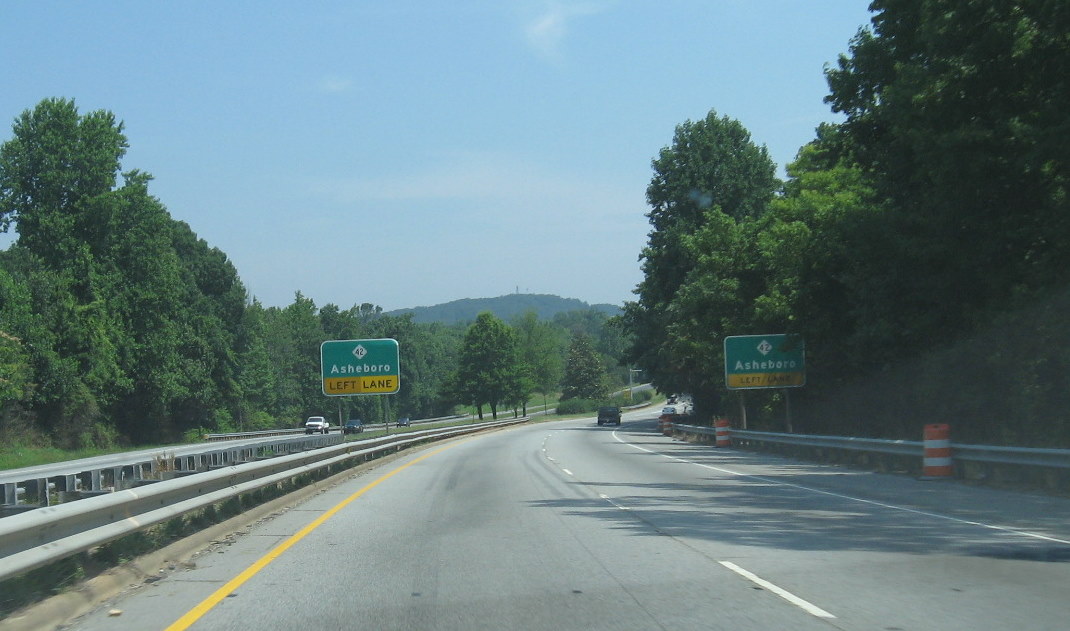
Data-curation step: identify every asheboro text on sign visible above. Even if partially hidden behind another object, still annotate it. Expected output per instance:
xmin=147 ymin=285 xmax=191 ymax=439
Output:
xmin=732 ymin=359 xmax=800 ymax=371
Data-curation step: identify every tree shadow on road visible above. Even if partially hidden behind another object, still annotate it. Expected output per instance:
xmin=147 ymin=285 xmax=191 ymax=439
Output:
xmin=526 ymin=430 xmax=1070 ymax=563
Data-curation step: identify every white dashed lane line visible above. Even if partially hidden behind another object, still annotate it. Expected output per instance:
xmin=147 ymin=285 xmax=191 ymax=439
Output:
xmin=719 ymin=561 xmax=837 ymax=619
xmin=596 ymin=495 xmax=833 ymax=619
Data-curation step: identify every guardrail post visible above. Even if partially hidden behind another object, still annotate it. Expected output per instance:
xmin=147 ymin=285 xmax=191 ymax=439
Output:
xmin=922 ymin=423 xmax=953 ymax=479
xmin=4 ymin=482 xmax=18 ymax=505
xmin=28 ymin=479 xmax=49 ymax=506
xmin=715 ymin=418 xmax=731 ymax=447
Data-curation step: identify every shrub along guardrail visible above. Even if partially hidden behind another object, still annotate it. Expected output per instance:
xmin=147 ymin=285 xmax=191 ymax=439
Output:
xmin=0 ymin=418 xmax=527 ymax=583
xmin=668 ymin=423 xmax=1070 ymax=491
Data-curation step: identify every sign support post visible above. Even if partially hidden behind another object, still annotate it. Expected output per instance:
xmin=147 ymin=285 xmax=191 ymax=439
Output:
xmin=784 ymin=388 xmax=792 ymax=433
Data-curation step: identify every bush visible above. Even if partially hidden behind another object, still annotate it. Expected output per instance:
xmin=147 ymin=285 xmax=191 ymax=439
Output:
xmin=619 ymin=389 xmax=653 ymax=405
xmin=77 ymin=422 xmax=120 ymax=450
xmin=182 ymin=427 xmax=209 ymax=443
xmin=555 ymin=398 xmax=603 ymax=415
xmin=245 ymin=410 xmax=277 ymax=431
xmin=211 ymin=408 xmax=236 ymax=434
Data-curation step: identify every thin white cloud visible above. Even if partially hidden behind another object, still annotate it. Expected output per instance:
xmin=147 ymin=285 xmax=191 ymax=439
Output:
xmin=308 ymin=152 xmax=565 ymax=202
xmin=319 ymin=75 xmax=354 ymax=94
xmin=524 ymin=1 xmax=608 ymax=62
xmin=305 ymin=151 xmax=646 ymax=226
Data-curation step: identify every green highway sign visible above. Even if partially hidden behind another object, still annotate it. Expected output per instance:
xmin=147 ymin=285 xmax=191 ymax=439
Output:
xmin=320 ymin=338 xmax=400 ymax=396
xmin=724 ymin=334 xmax=805 ymax=390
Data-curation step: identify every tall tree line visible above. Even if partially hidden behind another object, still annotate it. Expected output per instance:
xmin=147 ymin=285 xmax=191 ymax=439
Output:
xmin=0 ymin=103 xmax=628 ymax=451
xmin=623 ymin=1 xmax=1070 ymax=447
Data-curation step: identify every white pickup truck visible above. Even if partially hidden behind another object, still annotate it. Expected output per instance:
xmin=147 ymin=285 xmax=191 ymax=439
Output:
xmin=304 ymin=416 xmax=330 ymax=434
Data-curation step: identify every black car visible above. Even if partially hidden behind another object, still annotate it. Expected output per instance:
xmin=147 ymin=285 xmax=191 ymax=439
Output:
xmin=396 ymin=416 xmax=411 ymax=427
xmin=343 ymin=419 xmax=364 ymax=434
xmin=597 ymin=406 xmax=621 ymax=426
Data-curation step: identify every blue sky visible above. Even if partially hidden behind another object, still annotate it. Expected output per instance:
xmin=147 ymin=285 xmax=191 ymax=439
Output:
xmin=1 ymin=1 xmax=874 ymax=311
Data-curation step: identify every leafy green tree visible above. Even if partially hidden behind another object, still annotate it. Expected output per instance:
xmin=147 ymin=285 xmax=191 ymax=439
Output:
xmin=455 ymin=312 xmax=521 ymax=419
xmin=551 ymin=309 xmax=629 ymax=387
xmin=624 ymin=110 xmax=779 ymax=416
xmin=106 ymin=181 xmax=223 ymax=441
xmin=824 ymin=0 xmax=1070 ymax=348
xmin=0 ymin=98 xmax=128 ymax=266
xmin=643 ymin=109 xmax=779 ymax=300
xmin=0 ymin=336 xmax=29 ymax=407
xmin=561 ymin=333 xmax=607 ymax=401
xmin=512 ymin=311 xmax=565 ymax=412
xmin=0 ymin=98 xmax=264 ymax=444
xmin=319 ymin=303 xmax=364 ymax=341
xmin=755 ymin=129 xmax=882 ymax=384
xmin=0 ymin=100 xmax=135 ymax=443
xmin=233 ymin=300 xmax=278 ymax=431
xmin=372 ymin=316 xmax=463 ymax=420
xmin=657 ymin=207 xmax=757 ymax=410
xmin=264 ymin=293 xmax=326 ymax=422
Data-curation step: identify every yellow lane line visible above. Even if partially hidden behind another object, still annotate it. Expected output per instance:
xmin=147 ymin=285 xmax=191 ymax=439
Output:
xmin=164 ymin=441 xmax=464 ymax=631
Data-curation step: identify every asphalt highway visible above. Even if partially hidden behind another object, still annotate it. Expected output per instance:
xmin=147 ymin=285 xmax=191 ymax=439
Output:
xmin=64 ymin=410 xmax=1070 ymax=630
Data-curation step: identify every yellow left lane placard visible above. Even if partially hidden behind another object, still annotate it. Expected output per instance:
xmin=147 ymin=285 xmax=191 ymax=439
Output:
xmin=323 ymin=375 xmax=398 ymax=395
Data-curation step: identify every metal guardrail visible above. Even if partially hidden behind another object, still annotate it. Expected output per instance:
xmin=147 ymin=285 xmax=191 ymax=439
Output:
xmin=0 ymin=418 xmax=527 ymax=582
xmin=728 ymin=428 xmax=923 ymax=457
xmin=669 ymin=423 xmax=1070 ymax=469
xmin=3 ymin=415 xmax=481 ymax=512
xmin=202 ymin=427 xmax=309 ymax=440
xmin=1 ymin=434 xmax=342 ymax=513
xmin=951 ymin=443 xmax=1070 ymax=469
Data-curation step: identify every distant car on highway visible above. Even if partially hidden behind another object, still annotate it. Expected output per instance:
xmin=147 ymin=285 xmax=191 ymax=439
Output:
xmin=597 ymin=406 xmax=621 ymax=426
xmin=304 ymin=416 xmax=330 ymax=434
xmin=396 ymin=416 xmax=411 ymax=427
xmin=343 ymin=419 xmax=363 ymax=434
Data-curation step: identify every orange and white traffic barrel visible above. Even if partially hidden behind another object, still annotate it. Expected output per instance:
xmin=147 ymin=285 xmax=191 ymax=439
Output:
xmin=660 ymin=415 xmax=673 ymax=436
xmin=922 ymin=423 xmax=953 ymax=478
xmin=715 ymin=418 xmax=731 ymax=447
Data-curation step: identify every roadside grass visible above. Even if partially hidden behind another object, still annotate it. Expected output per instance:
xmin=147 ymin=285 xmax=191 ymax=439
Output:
xmin=0 ymin=444 xmax=182 ymax=472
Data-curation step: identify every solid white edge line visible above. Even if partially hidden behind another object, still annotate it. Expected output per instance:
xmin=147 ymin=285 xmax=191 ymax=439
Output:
xmin=610 ymin=430 xmax=1070 ymax=546
xmin=599 ymin=493 xmax=630 ymax=510
xmin=718 ymin=561 xmax=836 ymax=619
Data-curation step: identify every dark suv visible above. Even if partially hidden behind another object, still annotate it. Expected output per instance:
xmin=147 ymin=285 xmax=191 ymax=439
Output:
xmin=597 ymin=406 xmax=621 ymax=426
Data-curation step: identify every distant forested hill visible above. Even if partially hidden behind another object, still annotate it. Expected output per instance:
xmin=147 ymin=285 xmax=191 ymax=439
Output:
xmin=388 ymin=294 xmax=622 ymax=324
